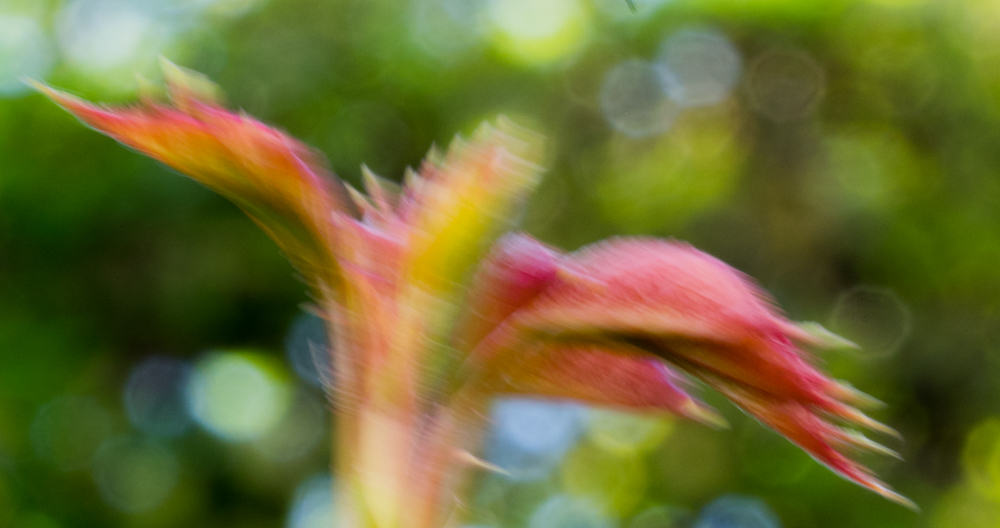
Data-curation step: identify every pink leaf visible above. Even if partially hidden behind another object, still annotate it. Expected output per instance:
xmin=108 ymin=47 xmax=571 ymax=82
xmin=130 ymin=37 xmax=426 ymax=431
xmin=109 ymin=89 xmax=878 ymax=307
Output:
xmin=497 ymin=237 xmax=912 ymax=507
xmin=453 ymin=234 xmax=560 ymax=352
xmin=493 ymin=342 xmax=725 ymax=427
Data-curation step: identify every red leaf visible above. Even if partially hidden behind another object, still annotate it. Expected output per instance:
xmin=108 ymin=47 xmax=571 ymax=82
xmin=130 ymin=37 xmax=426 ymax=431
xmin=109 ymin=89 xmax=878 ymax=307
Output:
xmin=711 ymin=379 xmax=915 ymax=509
xmin=498 ymin=237 xmax=912 ymax=507
xmin=453 ymin=234 xmax=560 ymax=352
xmin=492 ymin=342 xmax=725 ymax=426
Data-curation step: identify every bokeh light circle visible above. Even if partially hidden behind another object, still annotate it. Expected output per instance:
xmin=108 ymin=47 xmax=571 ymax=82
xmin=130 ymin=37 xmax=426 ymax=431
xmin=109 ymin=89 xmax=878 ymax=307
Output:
xmin=284 ymin=312 xmax=333 ymax=390
xmin=600 ymin=59 xmax=682 ymax=138
xmin=488 ymin=0 xmax=590 ymax=66
xmin=57 ymin=0 xmax=170 ymax=75
xmin=124 ymin=356 xmax=193 ymax=438
xmin=746 ymin=49 xmax=825 ymax=122
xmin=528 ymin=494 xmax=614 ymax=528
xmin=657 ymin=27 xmax=743 ymax=107
xmin=587 ymin=409 xmax=672 ymax=455
xmin=830 ymin=285 xmax=911 ymax=358
xmin=92 ymin=436 xmax=179 ymax=513
xmin=693 ymin=495 xmax=779 ymax=528
xmin=963 ymin=418 xmax=1000 ymax=500
xmin=31 ymin=396 xmax=112 ymax=471
xmin=485 ymin=399 xmax=585 ymax=480
xmin=410 ymin=0 xmax=485 ymax=63
xmin=186 ymin=351 xmax=293 ymax=442
xmin=493 ymin=399 xmax=584 ymax=454
xmin=0 ymin=15 xmax=55 ymax=98
xmin=287 ymin=474 xmax=336 ymax=528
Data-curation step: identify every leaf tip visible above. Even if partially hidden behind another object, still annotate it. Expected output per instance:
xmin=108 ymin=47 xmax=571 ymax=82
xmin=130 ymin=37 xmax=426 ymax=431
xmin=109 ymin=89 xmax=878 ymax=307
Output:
xmin=789 ymin=321 xmax=859 ymax=350
xmin=836 ymin=406 xmax=902 ymax=439
xmin=875 ymin=485 xmax=919 ymax=512
xmin=27 ymin=79 xmax=64 ymax=102
xmin=23 ymin=77 xmax=48 ymax=94
xmin=160 ymin=56 xmax=221 ymax=109
xmin=838 ymin=430 xmax=902 ymax=459
xmin=134 ymin=73 xmax=163 ymax=102
xmin=344 ymin=183 xmax=376 ymax=217
xmin=30 ymin=82 xmax=94 ymax=118
xmin=681 ymin=400 xmax=729 ymax=429
xmin=454 ymin=449 xmax=510 ymax=476
xmin=832 ymin=381 xmax=886 ymax=409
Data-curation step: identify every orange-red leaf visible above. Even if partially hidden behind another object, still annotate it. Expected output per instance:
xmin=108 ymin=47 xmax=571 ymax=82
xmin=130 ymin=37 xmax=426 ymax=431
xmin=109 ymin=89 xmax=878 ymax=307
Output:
xmin=36 ymin=68 xmax=351 ymax=291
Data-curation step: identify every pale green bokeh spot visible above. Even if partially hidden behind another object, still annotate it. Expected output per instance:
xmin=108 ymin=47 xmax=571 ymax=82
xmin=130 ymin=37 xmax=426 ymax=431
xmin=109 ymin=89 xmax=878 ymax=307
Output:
xmin=488 ymin=0 xmax=591 ymax=66
xmin=31 ymin=395 xmax=112 ymax=471
xmin=596 ymin=113 xmax=744 ymax=233
xmin=962 ymin=417 xmax=1000 ymax=501
xmin=562 ymin=441 xmax=647 ymax=516
xmin=587 ymin=409 xmax=673 ymax=456
xmin=187 ymin=351 xmax=293 ymax=442
xmin=92 ymin=436 xmax=179 ymax=513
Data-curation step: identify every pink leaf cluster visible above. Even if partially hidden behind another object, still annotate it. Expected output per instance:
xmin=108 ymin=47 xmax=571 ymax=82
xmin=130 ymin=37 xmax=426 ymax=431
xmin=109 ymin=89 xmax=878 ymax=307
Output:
xmin=38 ymin=64 xmax=914 ymax=528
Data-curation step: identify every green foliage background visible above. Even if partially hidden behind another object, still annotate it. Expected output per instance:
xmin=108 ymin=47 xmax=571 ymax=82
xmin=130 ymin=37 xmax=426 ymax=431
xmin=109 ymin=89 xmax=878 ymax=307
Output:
xmin=2 ymin=0 xmax=1000 ymax=527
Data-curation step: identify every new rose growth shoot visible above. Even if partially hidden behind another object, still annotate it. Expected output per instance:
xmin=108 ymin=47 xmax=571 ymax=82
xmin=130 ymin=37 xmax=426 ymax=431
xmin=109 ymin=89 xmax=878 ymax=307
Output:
xmin=35 ymin=62 xmax=916 ymax=528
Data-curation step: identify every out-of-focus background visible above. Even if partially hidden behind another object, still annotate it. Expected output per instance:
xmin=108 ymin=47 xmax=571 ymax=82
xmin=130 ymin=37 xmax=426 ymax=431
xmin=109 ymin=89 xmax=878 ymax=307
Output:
xmin=1 ymin=0 xmax=999 ymax=527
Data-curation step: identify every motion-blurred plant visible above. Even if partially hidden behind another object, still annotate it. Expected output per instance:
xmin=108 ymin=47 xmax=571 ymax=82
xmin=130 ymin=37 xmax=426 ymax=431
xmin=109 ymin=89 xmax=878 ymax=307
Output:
xmin=37 ymin=63 xmax=913 ymax=528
